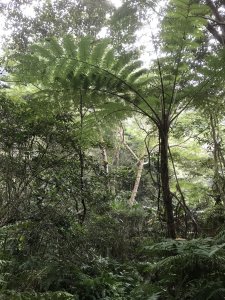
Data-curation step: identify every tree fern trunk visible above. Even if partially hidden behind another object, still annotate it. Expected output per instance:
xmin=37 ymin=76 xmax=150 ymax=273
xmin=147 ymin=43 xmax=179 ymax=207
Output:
xmin=159 ymin=126 xmax=176 ymax=239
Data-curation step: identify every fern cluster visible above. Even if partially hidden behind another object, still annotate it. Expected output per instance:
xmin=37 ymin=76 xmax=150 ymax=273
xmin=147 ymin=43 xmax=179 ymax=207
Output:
xmin=140 ymin=235 xmax=225 ymax=299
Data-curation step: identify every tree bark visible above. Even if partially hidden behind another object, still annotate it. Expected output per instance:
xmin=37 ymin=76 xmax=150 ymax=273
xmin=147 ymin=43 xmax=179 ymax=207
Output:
xmin=129 ymin=158 xmax=144 ymax=206
xmin=119 ymin=126 xmax=147 ymax=206
xmin=78 ymin=91 xmax=86 ymax=224
xmin=93 ymin=108 xmax=109 ymax=175
xmin=206 ymin=0 xmax=225 ymax=45
xmin=99 ymin=143 xmax=109 ymax=175
xmin=210 ymin=113 xmax=225 ymax=206
xmin=159 ymin=125 xmax=176 ymax=239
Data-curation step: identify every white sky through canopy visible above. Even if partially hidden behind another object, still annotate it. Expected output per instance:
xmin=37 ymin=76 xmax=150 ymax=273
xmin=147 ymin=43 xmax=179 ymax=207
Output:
xmin=0 ymin=0 xmax=159 ymax=65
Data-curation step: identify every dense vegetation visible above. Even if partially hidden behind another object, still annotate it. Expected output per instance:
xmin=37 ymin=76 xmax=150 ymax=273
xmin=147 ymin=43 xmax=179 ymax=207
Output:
xmin=1 ymin=0 xmax=225 ymax=298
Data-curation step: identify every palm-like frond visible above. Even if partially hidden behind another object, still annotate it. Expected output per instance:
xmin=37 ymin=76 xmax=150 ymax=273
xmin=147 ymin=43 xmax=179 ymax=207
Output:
xmin=14 ymin=36 xmax=148 ymax=104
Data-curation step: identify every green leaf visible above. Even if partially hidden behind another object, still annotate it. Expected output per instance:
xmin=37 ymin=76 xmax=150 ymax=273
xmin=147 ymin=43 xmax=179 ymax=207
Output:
xmin=30 ymin=45 xmax=54 ymax=60
xmin=46 ymin=38 xmax=64 ymax=57
xmin=63 ymin=35 xmax=77 ymax=57
xmin=91 ymin=40 xmax=109 ymax=65
xmin=78 ymin=36 xmax=92 ymax=62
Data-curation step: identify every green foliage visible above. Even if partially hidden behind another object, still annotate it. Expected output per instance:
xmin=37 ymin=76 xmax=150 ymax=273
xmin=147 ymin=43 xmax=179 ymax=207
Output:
xmin=0 ymin=291 xmax=75 ymax=300
xmin=141 ymin=236 xmax=225 ymax=299
xmin=0 ymin=0 xmax=114 ymax=51
xmin=203 ymin=205 xmax=225 ymax=234
xmin=2 ymin=0 xmax=225 ymax=299
xmin=11 ymin=35 xmax=148 ymax=114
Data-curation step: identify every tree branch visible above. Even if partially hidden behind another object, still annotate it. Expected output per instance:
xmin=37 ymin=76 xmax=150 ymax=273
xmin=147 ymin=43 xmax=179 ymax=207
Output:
xmin=207 ymin=22 xmax=225 ymax=45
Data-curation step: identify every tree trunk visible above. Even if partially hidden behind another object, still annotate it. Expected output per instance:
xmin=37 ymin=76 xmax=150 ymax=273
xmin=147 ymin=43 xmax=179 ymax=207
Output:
xmin=99 ymin=142 xmax=110 ymax=191
xmin=210 ymin=113 xmax=225 ymax=206
xmin=129 ymin=158 xmax=144 ymax=206
xmin=78 ymin=91 xmax=86 ymax=224
xmin=159 ymin=126 xmax=176 ymax=239
xmin=99 ymin=143 xmax=109 ymax=175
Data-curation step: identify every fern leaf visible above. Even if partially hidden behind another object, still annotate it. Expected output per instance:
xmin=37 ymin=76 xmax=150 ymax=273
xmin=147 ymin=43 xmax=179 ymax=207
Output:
xmin=134 ymin=74 xmax=151 ymax=87
xmin=91 ymin=40 xmax=109 ymax=65
xmin=82 ymin=75 xmax=90 ymax=90
xmin=30 ymin=45 xmax=54 ymax=60
xmin=46 ymin=38 xmax=64 ymax=57
xmin=208 ymin=243 xmax=225 ymax=257
xmin=112 ymin=59 xmax=126 ymax=74
xmin=206 ymin=288 xmax=225 ymax=300
xmin=148 ymin=293 xmax=161 ymax=300
xmin=127 ymin=68 xmax=148 ymax=83
xmin=101 ymin=48 xmax=115 ymax=69
xmin=78 ymin=36 xmax=92 ymax=62
xmin=117 ymin=60 xmax=142 ymax=78
xmin=63 ymin=35 xmax=77 ymax=57
xmin=53 ymin=57 xmax=70 ymax=78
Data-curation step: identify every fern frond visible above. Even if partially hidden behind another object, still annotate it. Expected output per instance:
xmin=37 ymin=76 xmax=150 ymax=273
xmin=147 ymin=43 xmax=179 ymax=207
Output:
xmin=91 ymin=40 xmax=109 ymax=65
xmin=214 ymin=228 xmax=225 ymax=244
xmin=53 ymin=57 xmax=70 ymax=78
xmin=117 ymin=61 xmax=142 ymax=78
xmin=63 ymin=35 xmax=77 ymax=57
xmin=127 ymin=68 xmax=149 ymax=83
xmin=207 ymin=288 xmax=225 ymax=300
xmin=101 ymin=48 xmax=115 ymax=69
xmin=111 ymin=59 xmax=128 ymax=74
xmin=46 ymin=38 xmax=64 ymax=57
xmin=14 ymin=36 xmax=149 ymax=112
xmin=78 ymin=36 xmax=92 ymax=62
xmin=134 ymin=74 xmax=151 ymax=87
xmin=30 ymin=45 xmax=54 ymax=60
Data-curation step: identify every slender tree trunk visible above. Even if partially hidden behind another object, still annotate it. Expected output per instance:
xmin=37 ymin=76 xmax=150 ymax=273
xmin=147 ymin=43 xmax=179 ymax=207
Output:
xmin=129 ymin=158 xmax=144 ymax=206
xmin=159 ymin=125 xmax=176 ymax=239
xmin=99 ymin=142 xmax=110 ymax=191
xmin=99 ymin=143 xmax=109 ymax=175
xmin=119 ymin=126 xmax=146 ymax=206
xmin=92 ymin=108 xmax=109 ymax=176
xmin=78 ymin=91 xmax=86 ymax=224
xmin=210 ymin=113 xmax=225 ymax=205
xmin=210 ymin=114 xmax=219 ymax=174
